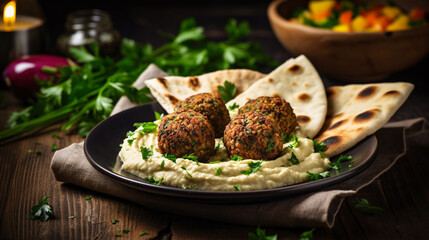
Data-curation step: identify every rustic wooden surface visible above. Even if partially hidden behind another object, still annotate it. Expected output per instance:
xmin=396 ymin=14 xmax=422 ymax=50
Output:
xmin=1 ymin=1 xmax=429 ymax=239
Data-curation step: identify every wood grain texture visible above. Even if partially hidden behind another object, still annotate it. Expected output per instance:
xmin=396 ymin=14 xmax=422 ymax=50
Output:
xmin=1 ymin=1 xmax=429 ymax=239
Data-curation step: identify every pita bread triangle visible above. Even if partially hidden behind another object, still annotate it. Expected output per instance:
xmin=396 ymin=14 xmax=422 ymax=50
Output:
xmin=315 ymin=82 xmax=414 ymax=158
xmin=227 ymin=55 xmax=327 ymax=138
xmin=145 ymin=69 xmax=266 ymax=113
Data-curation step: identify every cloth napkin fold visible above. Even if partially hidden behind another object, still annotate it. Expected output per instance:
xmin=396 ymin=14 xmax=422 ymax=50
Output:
xmin=51 ymin=64 xmax=427 ymax=228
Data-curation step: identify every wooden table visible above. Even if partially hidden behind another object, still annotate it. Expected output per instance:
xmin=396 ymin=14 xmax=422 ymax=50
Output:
xmin=1 ymin=1 xmax=429 ymax=239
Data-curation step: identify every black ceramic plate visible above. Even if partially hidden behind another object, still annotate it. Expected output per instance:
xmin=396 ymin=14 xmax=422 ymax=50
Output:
xmin=84 ymin=102 xmax=378 ymax=204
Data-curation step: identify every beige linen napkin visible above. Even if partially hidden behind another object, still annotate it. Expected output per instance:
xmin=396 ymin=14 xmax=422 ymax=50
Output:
xmin=51 ymin=65 xmax=426 ymax=228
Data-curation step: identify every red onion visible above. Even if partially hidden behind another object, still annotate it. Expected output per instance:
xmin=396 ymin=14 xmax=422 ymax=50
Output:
xmin=2 ymin=55 xmax=73 ymax=100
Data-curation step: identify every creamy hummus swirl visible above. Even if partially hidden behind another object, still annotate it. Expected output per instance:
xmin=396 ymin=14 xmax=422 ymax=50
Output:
xmin=119 ymin=120 xmax=331 ymax=191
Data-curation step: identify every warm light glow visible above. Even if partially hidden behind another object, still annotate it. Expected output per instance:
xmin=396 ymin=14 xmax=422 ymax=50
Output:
xmin=3 ymin=1 xmax=16 ymax=26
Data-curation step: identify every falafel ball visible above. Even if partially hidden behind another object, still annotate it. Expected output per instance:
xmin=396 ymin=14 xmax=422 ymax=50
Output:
xmin=157 ymin=109 xmax=215 ymax=162
xmin=223 ymin=112 xmax=283 ymax=160
xmin=238 ymin=96 xmax=298 ymax=135
xmin=175 ymin=93 xmax=230 ymax=138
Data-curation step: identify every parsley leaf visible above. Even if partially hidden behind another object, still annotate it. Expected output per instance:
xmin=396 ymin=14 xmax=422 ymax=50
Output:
xmin=306 ymin=171 xmax=330 ymax=181
xmin=329 ymin=155 xmax=353 ymax=173
xmin=84 ymin=195 xmax=92 ymax=200
xmin=352 ymin=198 xmax=384 ymax=215
xmin=299 ymin=228 xmax=315 ymax=240
xmin=134 ymin=122 xmax=158 ymax=134
xmin=112 ymin=218 xmax=120 ymax=224
xmin=288 ymin=152 xmax=300 ymax=165
xmin=154 ymin=111 xmax=164 ymax=120
xmin=181 ymin=166 xmax=193 ymax=178
xmin=122 ymin=228 xmax=130 ymax=234
xmin=162 ymin=153 xmax=177 ymax=163
xmin=183 ymin=153 xmax=199 ymax=165
xmin=285 ymin=134 xmax=299 ymax=148
xmin=140 ymin=146 xmax=153 ymax=160
xmin=248 ymin=226 xmax=277 ymax=240
xmin=29 ymin=196 xmax=53 ymax=221
xmin=228 ymin=103 xmax=239 ymax=111
xmin=51 ymin=143 xmax=58 ymax=151
xmin=231 ymin=154 xmax=243 ymax=161
xmin=218 ymin=81 xmax=236 ymax=102
xmin=215 ymin=167 xmax=222 ymax=175
xmin=146 ymin=177 xmax=164 ymax=185
xmin=312 ymin=139 xmax=327 ymax=153
xmin=234 ymin=185 xmax=241 ymax=191
xmin=242 ymin=161 xmax=262 ymax=175
xmin=140 ymin=231 xmax=149 ymax=236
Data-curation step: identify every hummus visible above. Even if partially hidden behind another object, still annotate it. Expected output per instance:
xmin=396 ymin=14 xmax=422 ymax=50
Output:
xmin=119 ymin=119 xmax=331 ymax=191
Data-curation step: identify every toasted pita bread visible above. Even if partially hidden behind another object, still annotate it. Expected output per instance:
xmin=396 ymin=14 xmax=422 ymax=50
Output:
xmin=145 ymin=69 xmax=266 ymax=113
xmin=315 ymin=82 xmax=414 ymax=158
xmin=226 ymin=55 xmax=327 ymax=138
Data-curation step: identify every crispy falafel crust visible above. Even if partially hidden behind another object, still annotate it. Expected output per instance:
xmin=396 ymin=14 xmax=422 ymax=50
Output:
xmin=238 ymin=96 xmax=298 ymax=135
xmin=175 ymin=93 xmax=230 ymax=138
xmin=223 ymin=112 xmax=283 ymax=160
xmin=157 ymin=109 xmax=215 ymax=161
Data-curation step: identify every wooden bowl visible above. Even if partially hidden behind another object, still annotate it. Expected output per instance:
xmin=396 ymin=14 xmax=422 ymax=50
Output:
xmin=267 ymin=0 xmax=429 ymax=82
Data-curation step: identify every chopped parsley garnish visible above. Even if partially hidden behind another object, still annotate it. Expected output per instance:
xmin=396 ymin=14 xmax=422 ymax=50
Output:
xmin=126 ymin=131 xmax=134 ymax=137
xmin=215 ymin=167 xmax=222 ymax=175
xmin=218 ymin=81 xmax=236 ymax=102
xmin=123 ymin=228 xmax=130 ymax=234
xmin=181 ymin=166 xmax=193 ymax=178
xmin=114 ymin=234 xmax=122 ymax=237
xmin=162 ymin=153 xmax=177 ymax=163
xmin=127 ymin=137 xmax=136 ymax=145
xmin=140 ymin=231 xmax=149 ymax=236
xmin=51 ymin=143 xmax=58 ymax=151
xmin=209 ymin=161 xmax=220 ymax=164
xmin=248 ymin=226 xmax=278 ymax=240
xmin=84 ymin=195 xmax=92 ymax=200
xmin=112 ymin=218 xmax=120 ymax=224
xmin=140 ymin=146 xmax=153 ymax=160
xmin=29 ymin=196 xmax=53 ymax=221
xmin=352 ymin=198 xmax=384 ymax=215
xmin=288 ymin=152 xmax=300 ymax=165
xmin=234 ymin=185 xmax=241 ymax=191
xmin=215 ymin=143 xmax=221 ymax=150
xmin=36 ymin=151 xmax=42 ymax=156
xmin=134 ymin=122 xmax=158 ymax=134
xmin=146 ymin=176 xmax=164 ymax=185
xmin=329 ymin=155 xmax=353 ymax=173
xmin=68 ymin=216 xmax=75 ymax=219
xmin=228 ymin=103 xmax=240 ymax=111
xmin=312 ymin=139 xmax=327 ymax=152
xmin=299 ymin=228 xmax=315 ymax=240
xmin=161 ymin=160 xmax=165 ymax=169
xmin=183 ymin=153 xmax=199 ymax=165
xmin=286 ymin=134 xmax=299 ymax=148
xmin=242 ymin=161 xmax=262 ymax=175
xmin=154 ymin=111 xmax=164 ymax=120
xmin=306 ymin=170 xmax=330 ymax=181
xmin=231 ymin=154 xmax=243 ymax=161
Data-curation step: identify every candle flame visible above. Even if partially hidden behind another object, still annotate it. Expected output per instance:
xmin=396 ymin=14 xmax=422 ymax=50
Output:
xmin=3 ymin=1 xmax=16 ymax=26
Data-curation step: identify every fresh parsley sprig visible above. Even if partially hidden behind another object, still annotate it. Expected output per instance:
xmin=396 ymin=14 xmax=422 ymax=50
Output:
xmin=352 ymin=198 xmax=384 ymax=215
xmin=218 ymin=81 xmax=236 ymax=102
xmin=29 ymin=196 xmax=53 ymax=222
xmin=248 ymin=226 xmax=277 ymax=240
xmin=1 ymin=17 xmax=277 ymax=141
xmin=242 ymin=160 xmax=262 ymax=175
xmin=306 ymin=170 xmax=330 ymax=181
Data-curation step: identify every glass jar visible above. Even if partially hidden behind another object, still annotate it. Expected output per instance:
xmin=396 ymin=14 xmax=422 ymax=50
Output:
xmin=57 ymin=9 xmax=121 ymax=57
